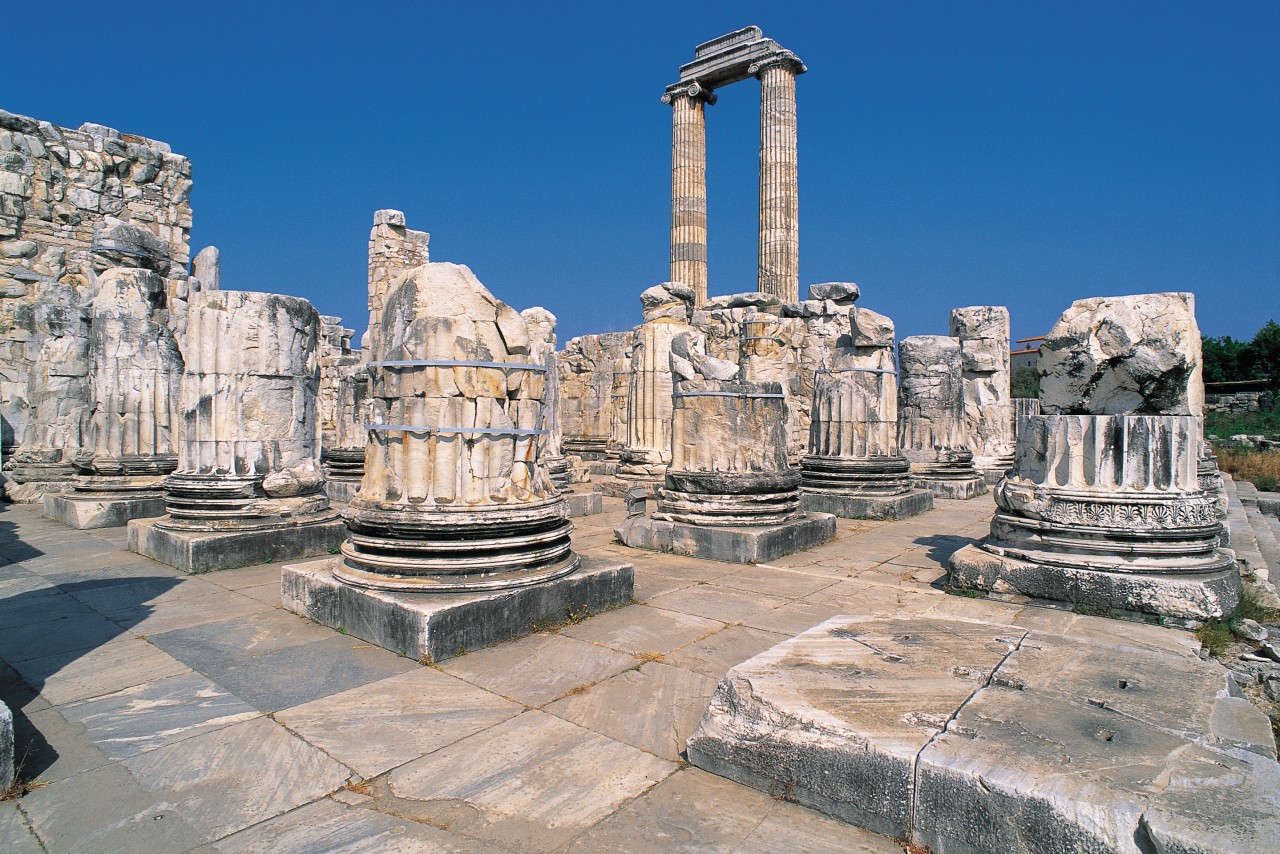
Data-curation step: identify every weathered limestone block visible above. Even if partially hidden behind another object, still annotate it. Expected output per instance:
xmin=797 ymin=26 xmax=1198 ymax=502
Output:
xmin=191 ymin=245 xmax=219 ymax=291
xmin=950 ymin=305 xmax=1014 ymax=476
xmin=611 ymin=285 xmax=698 ymax=493
xmin=897 ymin=335 xmax=986 ymax=499
xmin=364 ymin=209 xmax=428 ymax=358
xmin=128 ymin=289 xmax=342 ymax=571
xmin=558 ymin=331 xmax=631 ymax=461
xmin=949 ymin=414 xmax=1240 ymax=619
xmin=800 ymin=308 xmax=931 ymax=520
xmin=3 ymin=302 xmax=90 ymax=501
xmin=523 ymin=307 xmax=569 ymax=493
xmin=1039 ymin=292 xmax=1204 ymax=416
xmin=952 ymin=294 xmax=1237 ymax=619
xmin=652 ymin=332 xmax=800 ymax=526
xmin=336 ymin=262 xmax=576 ymax=591
xmin=693 ymin=295 xmax=852 ymax=462
xmin=689 ymin=615 xmax=1280 ymax=852
xmin=0 ymin=110 xmax=191 ymax=452
xmin=45 ymin=265 xmax=183 ymax=527
xmin=317 ymin=315 xmax=364 ymax=501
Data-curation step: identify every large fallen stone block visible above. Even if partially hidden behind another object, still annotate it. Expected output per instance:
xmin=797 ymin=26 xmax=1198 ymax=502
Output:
xmin=688 ymin=615 xmax=1280 ymax=853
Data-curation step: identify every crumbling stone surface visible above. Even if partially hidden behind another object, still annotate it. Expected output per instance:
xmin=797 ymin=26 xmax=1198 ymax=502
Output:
xmin=950 ymin=305 xmax=1014 ymax=470
xmin=640 ymin=282 xmax=695 ymax=323
xmin=557 ymin=331 xmax=632 ymax=456
xmin=1039 ymin=292 xmax=1204 ymax=416
xmin=689 ymin=615 xmax=1280 ymax=853
xmin=0 ymin=108 xmax=192 ymax=452
xmin=365 ymin=209 xmax=428 ymax=356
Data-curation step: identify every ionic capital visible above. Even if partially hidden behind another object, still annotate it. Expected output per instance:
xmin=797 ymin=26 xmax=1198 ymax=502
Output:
xmin=749 ymin=50 xmax=806 ymax=78
xmin=662 ymin=80 xmax=718 ymax=106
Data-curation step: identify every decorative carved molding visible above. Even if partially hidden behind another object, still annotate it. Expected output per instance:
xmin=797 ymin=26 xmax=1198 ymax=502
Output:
xmin=662 ymin=80 xmax=717 ymax=106
xmin=749 ymin=50 xmax=806 ymax=77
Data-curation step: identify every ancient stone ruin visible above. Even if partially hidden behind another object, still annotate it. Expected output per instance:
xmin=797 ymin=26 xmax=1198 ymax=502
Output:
xmin=129 ymin=289 xmax=345 ymax=572
xmin=897 ymin=334 xmax=987 ymax=499
xmin=949 ymin=292 xmax=1241 ymax=620
xmin=607 ymin=282 xmax=697 ymax=495
xmin=44 ymin=229 xmax=185 ymax=528
xmin=0 ymin=110 xmax=191 ymax=469
xmin=616 ymin=328 xmax=835 ymax=563
xmin=664 ymin=26 xmax=805 ymax=305
xmin=800 ymin=305 xmax=933 ymax=520
xmin=950 ymin=305 xmax=1015 ymax=480
xmin=283 ymin=261 xmax=632 ymax=662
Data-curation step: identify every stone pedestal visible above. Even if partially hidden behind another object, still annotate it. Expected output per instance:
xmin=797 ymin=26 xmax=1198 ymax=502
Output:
xmin=45 ymin=489 xmax=167 ymax=530
xmin=897 ymin=335 xmax=986 ymax=499
xmin=800 ymin=308 xmax=932 ymax=519
xmin=283 ymin=555 xmax=632 ymax=664
xmin=616 ymin=512 xmax=834 ymax=564
xmin=129 ymin=290 xmax=343 ymax=572
xmin=654 ymin=378 xmax=801 ymax=525
xmin=948 ymin=414 xmax=1240 ymax=619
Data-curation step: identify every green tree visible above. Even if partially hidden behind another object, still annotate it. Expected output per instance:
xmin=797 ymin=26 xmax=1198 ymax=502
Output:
xmin=1246 ymin=320 xmax=1280 ymax=389
xmin=1010 ymin=365 xmax=1040 ymax=399
xmin=1201 ymin=334 xmax=1252 ymax=383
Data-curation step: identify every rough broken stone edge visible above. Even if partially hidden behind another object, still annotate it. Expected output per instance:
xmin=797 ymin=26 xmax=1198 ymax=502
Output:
xmin=947 ymin=543 xmax=1242 ymax=621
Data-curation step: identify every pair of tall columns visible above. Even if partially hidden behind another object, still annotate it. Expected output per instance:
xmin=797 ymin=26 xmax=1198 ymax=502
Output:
xmin=665 ymin=52 xmax=802 ymax=307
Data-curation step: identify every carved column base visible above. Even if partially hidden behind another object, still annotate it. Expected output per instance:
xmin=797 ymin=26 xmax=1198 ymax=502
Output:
xmin=800 ymin=455 xmax=912 ymax=496
xmin=156 ymin=473 xmax=338 ymax=533
xmin=336 ymin=496 xmax=578 ymax=593
xmin=654 ymin=470 xmax=801 ymax=527
xmin=562 ymin=437 xmax=611 ymax=461
xmin=3 ymin=460 xmax=77 ymax=503
xmin=545 ymin=455 xmax=572 ymax=493
xmin=910 ymin=449 xmax=988 ymax=499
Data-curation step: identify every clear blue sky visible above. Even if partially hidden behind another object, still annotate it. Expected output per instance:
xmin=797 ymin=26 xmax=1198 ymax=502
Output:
xmin=6 ymin=1 xmax=1277 ymax=346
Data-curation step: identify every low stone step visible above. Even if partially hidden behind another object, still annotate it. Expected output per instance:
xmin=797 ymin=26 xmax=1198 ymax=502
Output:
xmin=1249 ymin=504 xmax=1280 ymax=580
xmin=1224 ymin=475 xmax=1270 ymax=584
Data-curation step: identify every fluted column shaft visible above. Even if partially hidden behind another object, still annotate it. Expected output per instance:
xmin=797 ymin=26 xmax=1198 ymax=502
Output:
xmin=756 ymin=59 xmax=799 ymax=302
xmin=665 ymin=86 xmax=711 ymax=306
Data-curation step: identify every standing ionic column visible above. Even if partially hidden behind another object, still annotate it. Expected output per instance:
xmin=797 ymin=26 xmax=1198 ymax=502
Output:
xmin=752 ymin=51 xmax=804 ymax=304
xmin=663 ymin=82 xmax=715 ymax=307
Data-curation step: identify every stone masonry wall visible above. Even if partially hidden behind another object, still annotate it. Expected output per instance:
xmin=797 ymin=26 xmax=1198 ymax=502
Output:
xmin=0 ymin=108 xmax=192 ymax=455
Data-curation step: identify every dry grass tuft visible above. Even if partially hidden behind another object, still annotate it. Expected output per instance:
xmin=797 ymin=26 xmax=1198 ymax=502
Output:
xmin=1215 ymin=447 xmax=1280 ymax=491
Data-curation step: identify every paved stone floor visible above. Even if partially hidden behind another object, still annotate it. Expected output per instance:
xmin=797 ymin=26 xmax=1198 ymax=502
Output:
xmin=0 ymin=492 xmax=1154 ymax=852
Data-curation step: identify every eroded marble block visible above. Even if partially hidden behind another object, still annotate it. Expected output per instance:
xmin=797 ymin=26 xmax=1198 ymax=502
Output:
xmin=950 ymin=305 xmax=1014 ymax=474
xmin=802 ymin=307 xmax=912 ymax=499
xmin=1039 ymin=292 xmax=1204 ymax=416
xmin=156 ymin=289 xmax=335 ymax=531
xmin=897 ymin=335 xmax=986 ymax=499
xmin=336 ymin=262 xmax=577 ymax=592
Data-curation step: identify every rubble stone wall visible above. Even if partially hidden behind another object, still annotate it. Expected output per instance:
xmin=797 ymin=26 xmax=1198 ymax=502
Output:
xmin=0 ymin=108 xmax=192 ymax=455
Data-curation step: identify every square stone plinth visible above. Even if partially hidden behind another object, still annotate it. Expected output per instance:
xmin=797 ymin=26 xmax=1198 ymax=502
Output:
xmin=799 ymin=489 xmax=933 ymax=521
xmin=128 ymin=517 xmax=347 ymax=574
xmin=565 ymin=490 xmax=603 ymax=517
xmin=280 ymin=556 xmax=634 ymax=664
xmin=614 ymin=513 xmax=835 ymax=564
xmin=323 ymin=480 xmax=360 ymax=505
xmin=688 ymin=615 xmax=1279 ymax=852
xmin=947 ymin=543 xmax=1242 ymax=621
xmin=912 ymin=475 xmax=988 ymax=500
xmin=44 ymin=493 xmax=166 ymax=529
